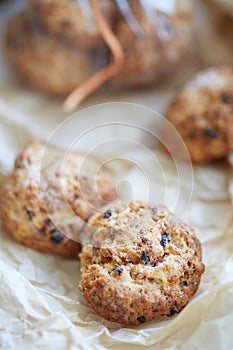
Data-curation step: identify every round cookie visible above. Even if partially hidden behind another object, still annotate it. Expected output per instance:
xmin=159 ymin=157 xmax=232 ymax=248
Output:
xmin=164 ymin=66 xmax=233 ymax=163
xmin=79 ymin=200 xmax=205 ymax=325
xmin=0 ymin=141 xmax=116 ymax=257
xmin=5 ymin=11 xmax=106 ymax=98
xmin=28 ymin=0 xmax=115 ymax=49
xmin=111 ymin=0 xmax=193 ymax=88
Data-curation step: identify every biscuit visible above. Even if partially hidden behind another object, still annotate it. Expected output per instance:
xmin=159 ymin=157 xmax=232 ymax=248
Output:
xmin=111 ymin=0 xmax=192 ymax=88
xmin=28 ymin=0 xmax=115 ymax=49
xmin=79 ymin=200 xmax=204 ymax=324
xmin=164 ymin=67 xmax=233 ymax=163
xmin=0 ymin=141 xmax=116 ymax=257
xmin=5 ymin=11 xmax=106 ymax=98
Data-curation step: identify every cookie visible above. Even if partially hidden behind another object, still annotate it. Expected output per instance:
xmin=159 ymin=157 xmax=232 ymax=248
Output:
xmin=0 ymin=141 xmax=116 ymax=257
xmin=5 ymin=11 xmax=106 ymax=98
xmin=164 ymin=67 xmax=233 ymax=163
xmin=79 ymin=200 xmax=204 ymax=325
xmin=111 ymin=0 xmax=193 ymax=88
xmin=28 ymin=0 xmax=115 ymax=49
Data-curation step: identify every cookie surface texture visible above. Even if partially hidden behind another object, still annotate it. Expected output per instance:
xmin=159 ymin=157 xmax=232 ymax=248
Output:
xmin=79 ymin=200 xmax=205 ymax=324
xmin=0 ymin=141 xmax=116 ymax=257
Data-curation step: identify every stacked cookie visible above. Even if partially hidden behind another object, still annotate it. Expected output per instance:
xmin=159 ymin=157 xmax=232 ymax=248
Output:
xmin=5 ymin=0 xmax=193 ymax=102
xmin=0 ymin=141 xmax=205 ymax=325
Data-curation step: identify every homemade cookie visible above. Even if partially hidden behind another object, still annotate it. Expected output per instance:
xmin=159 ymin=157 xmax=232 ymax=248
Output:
xmin=111 ymin=0 xmax=193 ymax=88
xmin=29 ymin=0 xmax=115 ymax=49
xmin=164 ymin=67 xmax=233 ymax=163
xmin=0 ymin=141 xmax=116 ymax=257
xmin=5 ymin=11 xmax=106 ymax=98
xmin=79 ymin=200 xmax=204 ymax=325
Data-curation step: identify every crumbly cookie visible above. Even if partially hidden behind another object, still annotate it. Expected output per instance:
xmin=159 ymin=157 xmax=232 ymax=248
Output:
xmin=164 ymin=67 xmax=233 ymax=163
xmin=5 ymin=11 xmax=106 ymax=98
xmin=79 ymin=200 xmax=204 ymax=325
xmin=111 ymin=0 xmax=193 ymax=88
xmin=28 ymin=0 xmax=115 ymax=49
xmin=0 ymin=141 xmax=116 ymax=257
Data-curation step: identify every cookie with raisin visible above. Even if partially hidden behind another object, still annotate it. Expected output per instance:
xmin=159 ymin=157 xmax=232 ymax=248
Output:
xmin=0 ymin=141 xmax=116 ymax=257
xmin=164 ymin=66 xmax=233 ymax=163
xmin=79 ymin=200 xmax=204 ymax=324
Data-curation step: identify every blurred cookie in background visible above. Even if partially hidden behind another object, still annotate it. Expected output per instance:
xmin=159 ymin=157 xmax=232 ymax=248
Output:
xmin=28 ymin=0 xmax=116 ymax=49
xmin=163 ymin=66 xmax=233 ymax=163
xmin=5 ymin=11 xmax=108 ymax=97
xmin=3 ymin=0 xmax=196 ymax=102
xmin=111 ymin=0 xmax=194 ymax=88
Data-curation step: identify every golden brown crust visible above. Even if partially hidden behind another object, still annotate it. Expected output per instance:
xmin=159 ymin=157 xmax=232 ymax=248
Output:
xmin=111 ymin=0 xmax=192 ymax=88
xmin=79 ymin=200 xmax=205 ymax=324
xmin=28 ymin=0 xmax=115 ymax=49
xmin=0 ymin=141 xmax=116 ymax=257
xmin=164 ymin=67 xmax=233 ymax=163
xmin=4 ymin=11 xmax=106 ymax=98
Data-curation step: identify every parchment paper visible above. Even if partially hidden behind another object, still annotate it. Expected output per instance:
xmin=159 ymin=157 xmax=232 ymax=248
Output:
xmin=0 ymin=1 xmax=233 ymax=349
